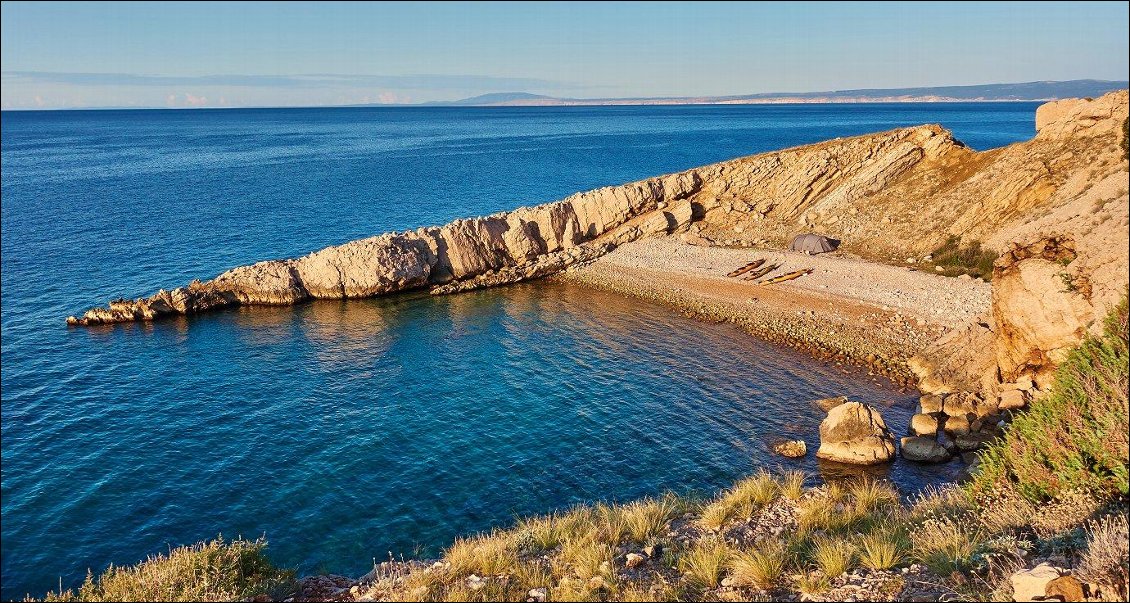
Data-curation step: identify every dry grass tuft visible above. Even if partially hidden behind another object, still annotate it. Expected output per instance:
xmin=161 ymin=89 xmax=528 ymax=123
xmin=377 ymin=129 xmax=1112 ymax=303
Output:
xmin=620 ymin=497 xmax=677 ymax=544
xmin=1076 ymin=512 xmax=1130 ymax=600
xmin=37 ymin=537 xmax=294 ymax=602
xmin=809 ymin=536 xmax=856 ymax=578
xmin=780 ymin=470 xmax=807 ymax=501
xmin=699 ymin=470 xmax=779 ymax=530
xmin=678 ymin=539 xmax=731 ymax=589
xmin=728 ymin=542 xmax=788 ymax=589
xmin=446 ymin=534 xmax=518 ymax=578
xmin=856 ymin=529 xmax=906 ymax=570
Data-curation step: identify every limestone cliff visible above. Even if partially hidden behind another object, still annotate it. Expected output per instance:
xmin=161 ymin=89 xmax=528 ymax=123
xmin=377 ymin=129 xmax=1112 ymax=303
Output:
xmin=68 ymin=173 xmax=701 ymax=325
xmin=68 ymin=92 xmax=1128 ymax=336
xmin=908 ymin=92 xmax=1129 ymax=405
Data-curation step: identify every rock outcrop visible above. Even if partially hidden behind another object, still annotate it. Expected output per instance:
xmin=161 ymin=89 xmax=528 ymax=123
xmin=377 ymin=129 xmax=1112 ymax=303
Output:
xmin=815 ymin=401 xmax=896 ymax=465
xmin=68 ymin=91 xmax=1128 ymax=333
xmin=68 ymin=175 xmax=700 ymax=325
xmin=909 ymin=91 xmax=1128 ymax=403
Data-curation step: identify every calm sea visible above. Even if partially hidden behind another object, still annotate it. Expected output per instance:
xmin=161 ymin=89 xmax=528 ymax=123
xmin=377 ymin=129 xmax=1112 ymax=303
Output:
xmin=0 ymin=103 xmax=1038 ymax=599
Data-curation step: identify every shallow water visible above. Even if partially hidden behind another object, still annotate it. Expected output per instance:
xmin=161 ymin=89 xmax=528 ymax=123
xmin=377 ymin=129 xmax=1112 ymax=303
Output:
xmin=1 ymin=103 xmax=1037 ymax=599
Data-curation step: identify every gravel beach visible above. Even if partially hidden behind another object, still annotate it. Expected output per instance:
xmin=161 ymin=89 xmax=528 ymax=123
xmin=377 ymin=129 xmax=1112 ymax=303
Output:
xmin=557 ymin=236 xmax=991 ymax=386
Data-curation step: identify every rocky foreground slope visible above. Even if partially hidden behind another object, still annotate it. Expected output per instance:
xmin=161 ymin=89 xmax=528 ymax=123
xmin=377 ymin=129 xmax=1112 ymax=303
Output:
xmin=68 ymin=93 xmax=1129 ymax=409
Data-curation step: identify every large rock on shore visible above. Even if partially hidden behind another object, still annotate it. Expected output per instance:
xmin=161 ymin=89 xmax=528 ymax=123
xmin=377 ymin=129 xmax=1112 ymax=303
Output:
xmin=816 ymin=402 xmax=896 ymax=465
xmin=992 ymin=236 xmax=1096 ymax=390
xmin=900 ymin=436 xmax=951 ymax=463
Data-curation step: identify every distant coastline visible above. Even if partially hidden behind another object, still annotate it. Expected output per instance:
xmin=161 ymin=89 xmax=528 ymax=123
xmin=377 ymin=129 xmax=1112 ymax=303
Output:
xmin=3 ymin=79 xmax=1124 ymax=111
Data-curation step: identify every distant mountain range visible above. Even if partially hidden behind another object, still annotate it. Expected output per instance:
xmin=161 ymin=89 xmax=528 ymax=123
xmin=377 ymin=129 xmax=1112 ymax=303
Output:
xmin=423 ymin=80 xmax=1129 ymax=107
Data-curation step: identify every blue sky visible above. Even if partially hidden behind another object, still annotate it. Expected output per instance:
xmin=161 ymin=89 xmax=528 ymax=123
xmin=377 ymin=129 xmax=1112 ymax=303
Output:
xmin=2 ymin=1 xmax=1127 ymax=108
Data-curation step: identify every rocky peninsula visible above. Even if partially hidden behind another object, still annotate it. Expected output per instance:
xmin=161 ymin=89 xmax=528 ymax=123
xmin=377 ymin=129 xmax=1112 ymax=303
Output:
xmin=69 ymin=92 xmax=1129 ymax=396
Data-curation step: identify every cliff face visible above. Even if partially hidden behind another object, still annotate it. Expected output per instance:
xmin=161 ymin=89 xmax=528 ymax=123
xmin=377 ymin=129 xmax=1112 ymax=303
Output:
xmin=68 ymin=92 xmax=1128 ymax=337
xmin=908 ymin=92 xmax=1129 ymax=404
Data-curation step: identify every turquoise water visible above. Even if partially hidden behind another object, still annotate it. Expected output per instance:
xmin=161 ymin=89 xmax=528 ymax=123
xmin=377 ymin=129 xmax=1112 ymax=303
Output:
xmin=1 ymin=104 xmax=1037 ymax=599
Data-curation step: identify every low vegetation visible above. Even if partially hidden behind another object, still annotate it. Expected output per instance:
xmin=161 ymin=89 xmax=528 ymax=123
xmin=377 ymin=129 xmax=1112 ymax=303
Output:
xmin=973 ymin=297 xmax=1128 ymax=501
xmin=35 ymin=537 xmax=294 ymax=602
xmin=923 ymin=235 xmax=1000 ymax=280
xmin=32 ymin=300 xmax=1129 ymax=602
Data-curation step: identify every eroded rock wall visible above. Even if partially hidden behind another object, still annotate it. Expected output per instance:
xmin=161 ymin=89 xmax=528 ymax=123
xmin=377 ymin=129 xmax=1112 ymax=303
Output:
xmin=909 ymin=92 xmax=1129 ymax=404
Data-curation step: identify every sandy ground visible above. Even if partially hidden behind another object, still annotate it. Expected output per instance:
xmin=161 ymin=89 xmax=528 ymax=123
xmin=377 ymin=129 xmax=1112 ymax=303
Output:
xmin=557 ymin=236 xmax=991 ymax=385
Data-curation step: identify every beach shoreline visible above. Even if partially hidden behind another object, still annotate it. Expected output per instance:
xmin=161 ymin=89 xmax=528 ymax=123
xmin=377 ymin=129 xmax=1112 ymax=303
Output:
xmin=556 ymin=236 xmax=991 ymax=388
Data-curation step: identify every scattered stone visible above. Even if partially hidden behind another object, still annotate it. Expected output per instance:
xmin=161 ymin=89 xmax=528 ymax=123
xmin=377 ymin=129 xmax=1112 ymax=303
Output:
xmin=900 ymin=436 xmax=952 ymax=463
xmin=943 ymin=414 xmax=971 ymax=436
xmin=626 ymin=553 xmax=646 ymax=568
xmin=642 ymin=544 xmax=662 ymax=558
xmin=955 ymin=432 xmax=993 ymax=451
xmin=909 ymin=413 xmax=939 ymax=436
xmin=816 ymin=401 xmax=897 ymax=465
xmin=919 ymin=394 xmax=944 ymax=415
xmin=813 ymin=395 xmax=850 ymax=412
xmin=773 ymin=439 xmax=808 ymax=458
xmin=528 ymin=587 xmax=548 ymax=602
xmin=943 ymin=391 xmax=991 ymax=417
xmin=587 ymin=576 xmax=607 ymax=591
xmin=1011 ymin=563 xmax=1064 ymax=602
xmin=999 ymin=389 xmax=1027 ymax=410
xmin=1045 ymin=574 xmax=1085 ymax=602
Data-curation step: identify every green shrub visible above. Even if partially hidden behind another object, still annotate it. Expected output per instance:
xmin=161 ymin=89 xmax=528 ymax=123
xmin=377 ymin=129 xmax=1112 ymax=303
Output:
xmin=926 ymin=235 xmax=999 ymax=280
xmin=37 ymin=537 xmax=294 ymax=602
xmin=973 ymin=297 xmax=1129 ymax=501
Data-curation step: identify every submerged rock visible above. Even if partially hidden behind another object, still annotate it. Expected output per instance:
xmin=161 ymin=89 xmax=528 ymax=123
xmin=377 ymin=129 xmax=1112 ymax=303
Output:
xmin=773 ymin=440 xmax=808 ymax=458
xmin=815 ymin=402 xmax=896 ymax=465
xmin=812 ymin=395 xmax=850 ymax=412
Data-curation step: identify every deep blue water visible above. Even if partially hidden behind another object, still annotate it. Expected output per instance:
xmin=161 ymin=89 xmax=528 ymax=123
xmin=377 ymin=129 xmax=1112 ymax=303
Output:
xmin=1 ymin=103 xmax=1038 ymax=599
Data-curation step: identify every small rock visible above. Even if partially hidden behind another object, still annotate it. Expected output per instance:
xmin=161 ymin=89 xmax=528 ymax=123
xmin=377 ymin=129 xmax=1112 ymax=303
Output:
xmin=919 ymin=394 xmax=944 ymax=415
xmin=999 ymin=389 xmax=1027 ymax=410
xmin=943 ymin=414 xmax=971 ymax=436
xmin=587 ymin=576 xmax=607 ymax=591
xmin=955 ymin=432 xmax=992 ymax=451
xmin=900 ymin=436 xmax=951 ymax=463
xmin=813 ymin=395 xmax=850 ymax=412
xmin=528 ymin=587 xmax=548 ymax=602
xmin=909 ymin=413 xmax=939 ymax=437
xmin=935 ymin=266 xmax=945 ymax=272
xmin=643 ymin=543 xmax=662 ymax=558
xmin=816 ymin=401 xmax=897 ymax=465
xmin=1011 ymin=563 xmax=1064 ymax=602
xmin=1045 ymin=575 xmax=1085 ymax=601
xmin=1015 ymin=375 xmax=1035 ymax=391
xmin=906 ymin=258 xmax=917 ymax=264
xmin=721 ymin=576 xmax=735 ymax=587
xmin=626 ymin=553 xmax=646 ymax=568
xmin=773 ymin=439 xmax=808 ymax=458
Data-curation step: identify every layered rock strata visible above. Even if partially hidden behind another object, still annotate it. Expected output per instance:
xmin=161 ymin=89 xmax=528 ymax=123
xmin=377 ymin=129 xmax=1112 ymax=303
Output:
xmin=68 ymin=175 xmax=700 ymax=325
xmin=909 ymin=92 xmax=1129 ymax=407
xmin=68 ymin=91 xmax=1128 ymax=334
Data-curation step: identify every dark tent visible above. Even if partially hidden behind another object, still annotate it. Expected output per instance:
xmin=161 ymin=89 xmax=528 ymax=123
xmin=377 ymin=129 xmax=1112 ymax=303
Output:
xmin=789 ymin=233 xmax=839 ymax=254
